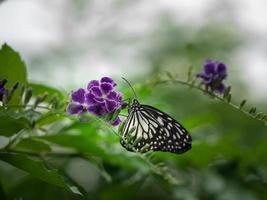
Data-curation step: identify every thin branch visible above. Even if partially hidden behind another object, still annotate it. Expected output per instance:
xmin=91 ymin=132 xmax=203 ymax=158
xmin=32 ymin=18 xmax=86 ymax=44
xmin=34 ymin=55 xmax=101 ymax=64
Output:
xmin=4 ymin=104 xmax=52 ymax=110
xmin=154 ymin=78 xmax=266 ymax=124
xmin=0 ymin=149 xmax=83 ymax=158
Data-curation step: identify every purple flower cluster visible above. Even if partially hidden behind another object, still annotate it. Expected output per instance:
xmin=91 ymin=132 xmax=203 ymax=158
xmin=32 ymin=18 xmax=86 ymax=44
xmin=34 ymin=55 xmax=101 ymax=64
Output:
xmin=0 ymin=79 xmax=8 ymax=102
xmin=67 ymin=77 xmax=125 ymax=126
xmin=196 ymin=60 xmax=227 ymax=94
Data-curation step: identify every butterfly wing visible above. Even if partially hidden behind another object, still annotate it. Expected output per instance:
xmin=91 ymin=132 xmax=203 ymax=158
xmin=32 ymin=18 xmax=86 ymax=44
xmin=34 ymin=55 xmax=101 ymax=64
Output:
xmin=120 ymin=103 xmax=192 ymax=154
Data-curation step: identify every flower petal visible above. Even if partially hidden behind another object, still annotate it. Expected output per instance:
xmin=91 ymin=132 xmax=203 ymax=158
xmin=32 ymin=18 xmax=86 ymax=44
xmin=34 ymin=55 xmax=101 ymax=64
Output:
xmin=120 ymin=101 xmax=128 ymax=109
xmin=110 ymin=117 xmax=121 ymax=126
xmin=66 ymin=103 xmax=84 ymax=115
xmin=217 ymin=62 xmax=227 ymax=78
xmin=215 ymin=83 xmax=225 ymax=93
xmin=100 ymin=77 xmax=117 ymax=87
xmin=196 ymin=73 xmax=209 ymax=79
xmin=107 ymin=91 xmax=117 ymax=100
xmin=88 ymin=103 xmax=107 ymax=116
xmin=100 ymin=82 xmax=113 ymax=94
xmin=90 ymin=86 xmax=102 ymax=97
xmin=105 ymin=99 xmax=118 ymax=113
xmin=204 ymin=61 xmax=216 ymax=75
xmin=0 ymin=87 xmax=8 ymax=101
xmin=71 ymin=88 xmax=86 ymax=104
xmin=115 ymin=92 xmax=122 ymax=101
xmin=107 ymin=91 xmax=122 ymax=101
xmin=87 ymin=80 xmax=99 ymax=90
xmin=86 ymin=92 xmax=104 ymax=105
xmin=203 ymin=78 xmax=213 ymax=84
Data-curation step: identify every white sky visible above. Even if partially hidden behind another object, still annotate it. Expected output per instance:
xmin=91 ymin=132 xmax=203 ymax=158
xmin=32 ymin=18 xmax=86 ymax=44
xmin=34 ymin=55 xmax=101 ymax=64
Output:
xmin=0 ymin=0 xmax=267 ymax=100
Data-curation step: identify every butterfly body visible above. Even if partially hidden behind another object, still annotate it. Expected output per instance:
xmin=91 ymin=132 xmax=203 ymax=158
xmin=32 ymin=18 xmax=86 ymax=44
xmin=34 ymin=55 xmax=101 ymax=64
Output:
xmin=120 ymin=99 xmax=192 ymax=154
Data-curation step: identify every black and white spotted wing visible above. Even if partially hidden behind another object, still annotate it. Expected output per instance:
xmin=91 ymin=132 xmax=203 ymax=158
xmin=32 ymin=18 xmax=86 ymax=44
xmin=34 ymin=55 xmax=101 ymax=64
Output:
xmin=120 ymin=99 xmax=192 ymax=154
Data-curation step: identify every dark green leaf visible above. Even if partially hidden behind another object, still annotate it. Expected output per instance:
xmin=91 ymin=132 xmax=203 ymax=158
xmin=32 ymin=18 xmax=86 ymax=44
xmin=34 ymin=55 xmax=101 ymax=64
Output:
xmin=223 ymin=86 xmax=231 ymax=99
xmin=239 ymin=99 xmax=247 ymax=109
xmin=23 ymin=87 xmax=32 ymax=106
xmin=255 ymin=112 xmax=263 ymax=119
xmin=227 ymin=93 xmax=231 ymax=103
xmin=249 ymin=106 xmax=256 ymax=114
xmin=33 ymin=92 xmax=48 ymax=108
xmin=0 ymin=152 xmax=82 ymax=195
xmin=36 ymin=112 xmax=65 ymax=126
xmin=14 ymin=138 xmax=51 ymax=152
xmin=0 ymin=44 xmax=28 ymax=105
xmin=87 ymin=157 xmax=112 ymax=183
xmin=0 ymin=115 xmax=28 ymax=137
xmin=37 ymin=134 xmax=106 ymax=158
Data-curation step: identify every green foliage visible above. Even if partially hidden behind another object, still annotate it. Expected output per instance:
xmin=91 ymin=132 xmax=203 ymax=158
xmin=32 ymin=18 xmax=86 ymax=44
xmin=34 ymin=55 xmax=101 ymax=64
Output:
xmin=0 ymin=115 xmax=28 ymax=137
xmin=29 ymin=83 xmax=65 ymax=101
xmin=0 ymin=152 xmax=82 ymax=195
xmin=0 ymin=44 xmax=28 ymax=87
xmin=14 ymin=138 xmax=52 ymax=152
xmin=0 ymin=44 xmax=28 ymax=105
xmin=0 ymin=35 xmax=267 ymax=200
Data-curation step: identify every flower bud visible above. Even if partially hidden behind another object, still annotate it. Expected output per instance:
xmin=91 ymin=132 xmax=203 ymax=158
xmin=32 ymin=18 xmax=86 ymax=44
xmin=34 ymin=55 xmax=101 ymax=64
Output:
xmin=24 ymin=88 xmax=32 ymax=106
xmin=7 ymin=81 xmax=19 ymax=102
xmin=0 ymin=79 xmax=7 ymax=88
xmin=33 ymin=92 xmax=48 ymax=108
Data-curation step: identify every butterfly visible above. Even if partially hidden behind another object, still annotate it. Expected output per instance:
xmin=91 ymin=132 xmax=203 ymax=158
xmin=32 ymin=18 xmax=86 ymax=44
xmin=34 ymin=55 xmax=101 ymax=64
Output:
xmin=120 ymin=99 xmax=192 ymax=154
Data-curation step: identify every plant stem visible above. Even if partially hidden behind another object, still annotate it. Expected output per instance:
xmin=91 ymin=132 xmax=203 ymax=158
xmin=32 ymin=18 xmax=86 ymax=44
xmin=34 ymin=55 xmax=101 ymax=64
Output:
xmin=155 ymin=79 xmax=266 ymax=124
xmin=4 ymin=104 xmax=52 ymax=110
xmin=0 ymin=149 xmax=83 ymax=158
xmin=4 ymin=129 xmax=26 ymax=150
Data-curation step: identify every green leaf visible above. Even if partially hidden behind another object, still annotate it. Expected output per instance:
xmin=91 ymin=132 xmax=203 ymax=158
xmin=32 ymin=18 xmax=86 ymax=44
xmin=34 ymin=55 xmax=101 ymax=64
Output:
xmin=239 ymin=99 xmax=247 ymax=109
xmin=37 ymin=134 xmax=106 ymax=158
xmin=87 ymin=157 xmax=112 ymax=183
xmin=36 ymin=112 xmax=65 ymax=126
xmin=249 ymin=106 xmax=256 ymax=114
xmin=227 ymin=93 xmax=231 ymax=103
xmin=29 ymin=83 xmax=65 ymax=101
xmin=0 ymin=44 xmax=28 ymax=104
xmin=0 ymin=152 xmax=82 ymax=195
xmin=223 ymin=86 xmax=231 ymax=99
xmin=14 ymin=138 xmax=51 ymax=152
xmin=37 ymin=118 xmax=153 ymax=173
xmin=0 ymin=115 xmax=28 ymax=137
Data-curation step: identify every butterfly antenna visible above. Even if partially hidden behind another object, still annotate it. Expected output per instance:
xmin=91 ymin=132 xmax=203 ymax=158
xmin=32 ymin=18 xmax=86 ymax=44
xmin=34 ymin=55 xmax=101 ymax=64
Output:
xmin=121 ymin=77 xmax=138 ymax=99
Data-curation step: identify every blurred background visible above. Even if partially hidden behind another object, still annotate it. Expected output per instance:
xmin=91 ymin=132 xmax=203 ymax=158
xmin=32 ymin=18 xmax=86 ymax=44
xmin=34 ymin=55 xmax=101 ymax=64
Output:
xmin=0 ymin=0 xmax=267 ymax=100
xmin=1 ymin=0 xmax=267 ymax=200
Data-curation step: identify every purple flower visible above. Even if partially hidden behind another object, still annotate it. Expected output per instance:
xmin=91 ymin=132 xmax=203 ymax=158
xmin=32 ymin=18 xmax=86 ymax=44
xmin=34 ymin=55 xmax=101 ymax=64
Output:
xmin=66 ymin=103 xmax=85 ymax=115
xmin=71 ymin=88 xmax=86 ymax=104
xmin=0 ymin=79 xmax=8 ymax=102
xmin=66 ymin=88 xmax=87 ymax=114
xmin=67 ymin=77 xmax=126 ymax=126
xmin=196 ymin=60 xmax=228 ymax=94
xmin=110 ymin=117 xmax=121 ymax=126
